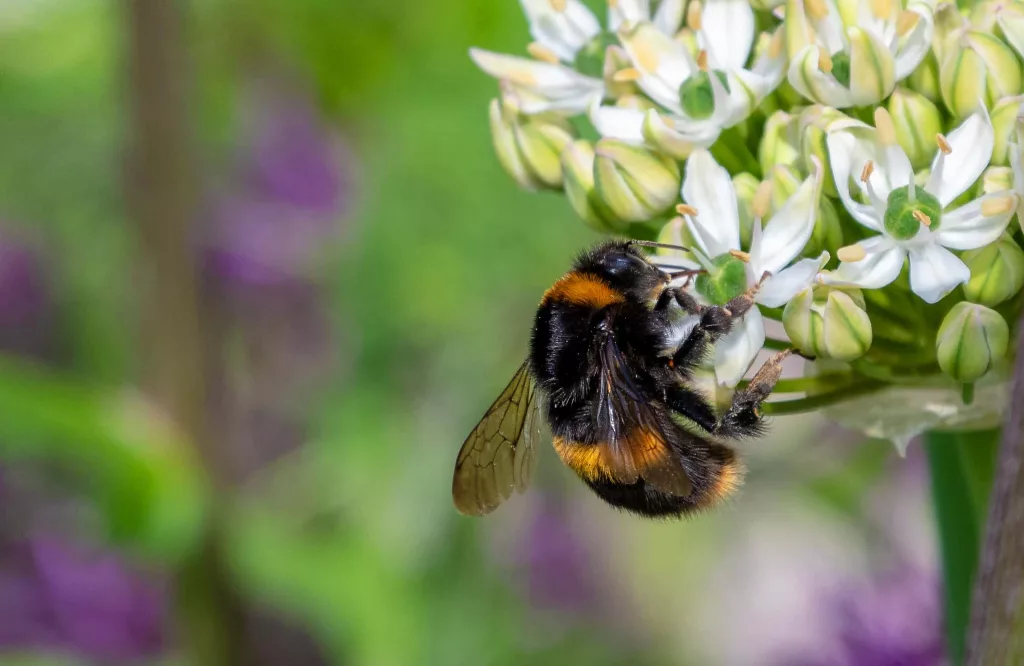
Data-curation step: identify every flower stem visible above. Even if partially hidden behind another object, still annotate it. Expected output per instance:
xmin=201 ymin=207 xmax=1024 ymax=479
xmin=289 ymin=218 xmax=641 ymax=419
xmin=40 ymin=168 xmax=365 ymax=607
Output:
xmin=761 ymin=379 xmax=885 ymax=415
xmin=925 ymin=429 xmax=1000 ymax=666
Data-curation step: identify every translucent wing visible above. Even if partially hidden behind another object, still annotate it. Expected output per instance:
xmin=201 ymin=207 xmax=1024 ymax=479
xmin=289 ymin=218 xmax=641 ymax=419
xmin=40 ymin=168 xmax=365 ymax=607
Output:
xmin=452 ymin=360 xmax=541 ymax=516
xmin=594 ymin=338 xmax=693 ymax=497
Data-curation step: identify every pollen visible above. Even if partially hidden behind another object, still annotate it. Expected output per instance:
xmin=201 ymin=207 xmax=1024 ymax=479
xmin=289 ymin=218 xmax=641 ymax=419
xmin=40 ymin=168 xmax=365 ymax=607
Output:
xmin=912 ymin=209 xmax=932 ymax=226
xmin=676 ymin=203 xmax=699 ymax=216
xmin=837 ymin=244 xmax=867 ymax=262
xmin=981 ymin=195 xmax=1016 ymax=217
xmin=730 ymin=249 xmax=752 ymax=263
xmin=613 ymin=67 xmax=642 ymax=82
xmin=897 ymin=10 xmax=920 ymax=36
xmin=871 ymin=0 xmax=893 ymax=20
xmin=874 ymin=107 xmax=897 ymax=146
xmin=752 ymin=180 xmax=773 ymax=219
xmin=549 ymin=0 xmax=567 ymax=11
xmin=861 ymin=160 xmax=875 ymax=183
xmin=805 ymin=0 xmax=830 ymax=21
xmin=687 ymin=0 xmax=704 ymax=30
xmin=936 ymin=133 xmax=952 ymax=155
xmin=527 ymin=42 xmax=561 ymax=64
xmin=818 ymin=47 xmax=834 ymax=73
xmin=697 ymin=49 xmax=709 ymax=72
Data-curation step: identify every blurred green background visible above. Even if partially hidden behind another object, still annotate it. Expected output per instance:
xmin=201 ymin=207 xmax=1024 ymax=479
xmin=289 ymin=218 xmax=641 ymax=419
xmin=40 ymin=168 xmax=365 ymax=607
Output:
xmin=0 ymin=1 xmax=942 ymax=665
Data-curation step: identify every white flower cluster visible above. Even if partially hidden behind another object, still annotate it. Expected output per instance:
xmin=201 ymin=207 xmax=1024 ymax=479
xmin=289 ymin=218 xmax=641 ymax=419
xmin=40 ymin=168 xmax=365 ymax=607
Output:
xmin=472 ymin=0 xmax=1024 ymax=409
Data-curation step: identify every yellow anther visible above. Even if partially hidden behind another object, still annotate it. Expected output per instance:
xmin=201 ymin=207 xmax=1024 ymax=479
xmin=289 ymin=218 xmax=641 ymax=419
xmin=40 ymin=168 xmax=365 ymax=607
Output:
xmin=527 ymin=42 xmax=561 ymax=64
xmin=936 ymin=133 xmax=952 ymax=155
xmin=837 ymin=244 xmax=867 ymax=262
xmin=861 ymin=160 xmax=875 ymax=183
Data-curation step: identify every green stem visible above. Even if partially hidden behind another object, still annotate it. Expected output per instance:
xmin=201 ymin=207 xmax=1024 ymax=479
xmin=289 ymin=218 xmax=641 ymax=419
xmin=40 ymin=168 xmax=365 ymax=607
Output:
xmin=709 ymin=139 xmax=747 ymax=176
xmin=763 ymin=337 xmax=792 ymax=351
xmin=739 ymin=373 xmax=854 ymax=394
xmin=761 ymin=379 xmax=886 ymax=415
xmin=718 ymin=127 xmax=761 ymax=177
xmin=925 ymin=429 xmax=1000 ymax=666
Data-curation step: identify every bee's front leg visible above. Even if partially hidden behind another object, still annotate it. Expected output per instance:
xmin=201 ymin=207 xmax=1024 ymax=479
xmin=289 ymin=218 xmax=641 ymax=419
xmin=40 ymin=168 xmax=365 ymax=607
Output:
xmin=717 ymin=348 xmax=795 ymax=438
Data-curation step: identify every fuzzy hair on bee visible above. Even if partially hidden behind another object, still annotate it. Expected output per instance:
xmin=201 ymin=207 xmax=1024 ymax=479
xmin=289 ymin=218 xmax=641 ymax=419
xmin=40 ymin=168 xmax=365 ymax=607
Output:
xmin=452 ymin=239 xmax=796 ymax=519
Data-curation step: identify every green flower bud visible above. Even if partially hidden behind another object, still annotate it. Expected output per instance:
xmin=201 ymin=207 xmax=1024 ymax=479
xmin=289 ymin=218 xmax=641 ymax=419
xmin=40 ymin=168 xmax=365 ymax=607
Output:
xmin=978 ymin=166 xmax=1015 ymax=196
xmin=783 ymin=285 xmax=872 ymax=361
xmin=593 ymin=139 xmax=681 ymax=223
xmin=489 ymin=98 xmax=574 ymax=191
xmin=888 ymin=87 xmax=942 ymax=171
xmin=799 ymin=105 xmax=847 ymax=198
xmin=940 ymin=32 xmax=1023 ymax=119
xmin=642 ymin=109 xmax=696 ymax=160
xmin=991 ymin=95 xmax=1024 ymax=165
xmin=562 ymin=140 xmax=621 ymax=232
xmin=962 ymin=234 xmax=1024 ymax=306
xmin=695 ymin=253 xmax=749 ymax=305
xmin=733 ymin=172 xmax=761 ymax=249
xmin=907 ymin=52 xmax=941 ymax=102
xmin=760 ymin=110 xmax=802 ymax=175
xmin=936 ymin=302 xmax=1010 ymax=383
xmin=574 ymin=32 xmax=618 ymax=79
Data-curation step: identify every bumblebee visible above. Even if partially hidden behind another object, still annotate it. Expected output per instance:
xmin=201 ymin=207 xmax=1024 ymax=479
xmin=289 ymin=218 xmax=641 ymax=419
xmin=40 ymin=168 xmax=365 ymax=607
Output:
xmin=452 ymin=240 xmax=794 ymax=518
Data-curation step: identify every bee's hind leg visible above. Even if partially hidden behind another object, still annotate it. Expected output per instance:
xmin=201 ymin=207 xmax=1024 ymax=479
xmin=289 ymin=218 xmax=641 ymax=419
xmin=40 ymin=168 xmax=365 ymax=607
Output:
xmin=717 ymin=349 xmax=795 ymax=438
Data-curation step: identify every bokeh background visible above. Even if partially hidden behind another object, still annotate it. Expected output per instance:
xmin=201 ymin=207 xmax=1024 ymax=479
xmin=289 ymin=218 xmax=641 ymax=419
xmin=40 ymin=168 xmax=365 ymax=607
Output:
xmin=0 ymin=1 xmax=944 ymax=665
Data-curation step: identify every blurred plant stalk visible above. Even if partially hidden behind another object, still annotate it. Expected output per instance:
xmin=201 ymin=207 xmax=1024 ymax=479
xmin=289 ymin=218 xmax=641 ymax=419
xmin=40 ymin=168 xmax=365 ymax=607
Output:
xmin=124 ymin=0 xmax=238 ymax=664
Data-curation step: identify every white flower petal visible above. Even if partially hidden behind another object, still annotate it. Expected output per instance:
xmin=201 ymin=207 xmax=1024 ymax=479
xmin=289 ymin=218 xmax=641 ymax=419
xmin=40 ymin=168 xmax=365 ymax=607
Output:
xmin=823 ymin=236 xmax=906 ymax=289
xmin=934 ymin=192 xmax=1019 ymax=250
xmin=701 ymin=0 xmax=755 ymax=70
xmin=927 ymin=108 xmax=994 ymax=207
xmin=759 ymin=166 xmax=822 ymax=274
xmin=620 ymin=23 xmax=694 ymax=113
xmin=653 ymin=0 xmax=685 ymax=35
xmin=908 ymin=243 xmax=970 ymax=303
xmin=826 ymin=130 xmax=884 ymax=230
xmin=504 ymin=81 xmax=603 ymax=115
xmin=894 ymin=4 xmax=934 ymax=79
xmin=609 ymin=0 xmax=651 ymax=32
xmin=757 ymin=252 xmax=830 ymax=308
xmin=471 ymin=48 xmax=589 ymax=88
xmin=590 ymin=103 xmax=646 ymax=142
xmin=682 ymin=150 xmax=741 ymax=256
xmin=788 ymin=45 xmax=858 ymax=108
xmin=521 ymin=0 xmax=601 ymax=60
xmin=714 ymin=308 xmax=765 ymax=388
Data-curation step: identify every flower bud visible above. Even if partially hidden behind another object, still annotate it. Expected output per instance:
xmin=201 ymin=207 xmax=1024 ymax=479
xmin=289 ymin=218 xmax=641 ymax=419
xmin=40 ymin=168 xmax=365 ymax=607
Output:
xmin=888 ymin=87 xmax=942 ymax=170
xmin=939 ymin=32 xmax=1022 ymax=119
xmin=561 ymin=140 xmax=621 ymax=232
xmin=760 ymin=110 xmax=801 ymax=175
xmin=656 ymin=216 xmax=698 ymax=265
xmin=783 ymin=285 xmax=872 ymax=361
xmin=799 ymin=105 xmax=847 ymax=198
xmin=978 ymin=166 xmax=1015 ymax=196
xmin=593 ymin=139 xmax=681 ymax=223
xmin=991 ymin=96 xmax=1024 ymax=165
xmin=907 ymin=52 xmax=941 ymax=102
xmin=733 ymin=172 xmax=761 ymax=249
xmin=489 ymin=98 xmax=574 ymax=190
xmin=962 ymin=234 xmax=1024 ymax=306
xmin=936 ymin=302 xmax=1010 ymax=383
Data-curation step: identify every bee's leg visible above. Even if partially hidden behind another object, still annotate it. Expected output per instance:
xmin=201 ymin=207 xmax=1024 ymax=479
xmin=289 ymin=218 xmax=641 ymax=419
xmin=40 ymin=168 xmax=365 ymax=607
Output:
xmin=664 ymin=386 xmax=719 ymax=433
xmin=717 ymin=349 xmax=794 ymax=438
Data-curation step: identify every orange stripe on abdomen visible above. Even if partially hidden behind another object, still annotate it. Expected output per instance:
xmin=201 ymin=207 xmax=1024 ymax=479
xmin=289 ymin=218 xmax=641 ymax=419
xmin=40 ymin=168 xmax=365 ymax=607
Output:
xmin=542 ymin=272 xmax=625 ymax=309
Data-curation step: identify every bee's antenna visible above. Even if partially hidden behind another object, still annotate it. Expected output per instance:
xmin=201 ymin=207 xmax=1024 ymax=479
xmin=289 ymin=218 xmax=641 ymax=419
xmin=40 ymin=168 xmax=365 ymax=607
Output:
xmin=627 ymin=240 xmax=691 ymax=253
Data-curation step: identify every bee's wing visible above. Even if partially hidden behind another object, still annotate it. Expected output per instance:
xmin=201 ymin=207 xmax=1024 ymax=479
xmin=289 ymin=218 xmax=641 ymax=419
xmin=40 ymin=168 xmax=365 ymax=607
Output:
xmin=595 ymin=338 xmax=693 ymax=498
xmin=452 ymin=360 xmax=541 ymax=516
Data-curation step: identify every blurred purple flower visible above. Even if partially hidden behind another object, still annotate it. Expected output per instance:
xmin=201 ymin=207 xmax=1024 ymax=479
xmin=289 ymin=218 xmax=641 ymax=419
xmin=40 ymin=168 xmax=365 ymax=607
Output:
xmin=0 ymin=535 xmax=165 ymax=661
xmin=518 ymin=497 xmax=598 ymax=613
xmin=0 ymin=238 xmax=56 ymax=361
xmin=777 ymin=565 xmax=945 ymax=666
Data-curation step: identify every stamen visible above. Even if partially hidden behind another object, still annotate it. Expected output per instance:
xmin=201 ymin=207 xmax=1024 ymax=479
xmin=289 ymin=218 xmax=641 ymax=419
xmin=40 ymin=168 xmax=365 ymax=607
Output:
xmin=608 ymin=0 xmax=618 ymax=6
xmin=527 ymin=42 xmax=561 ymax=64
xmin=612 ymin=67 xmax=642 ymax=82
xmin=874 ymin=107 xmax=897 ymax=146
xmin=752 ymin=180 xmax=773 ymax=220
xmin=730 ymin=249 xmax=752 ymax=263
xmin=806 ymin=0 xmax=829 ymax=21
xmin=837 ymin=244 xmax=867 ymax=262
xmin=871 ymin=0 xmax=893 ymax=20
xmin=860 ymin=160 xmax=875 ymax=183
xmin=687 ymin=1 xmax=704 ymax=30
xmin=936 ymin=133 xmax=952 ymax=154
xmin=896 ymin=10 xmax=920 ymax=36
xmin=676 ymin=203 xmax=699 ymax=216
xmin=981 ymin=195 xmax=1016 ymax=216
xmin=550 ymin=0 xmax=567 ymax=11
xmin=912 ymin=209 xmax=931 ymax=226
xmin=768 ymin=29 xmax=785 ymax=59
xmin=696 ymin=49 xmax=709 ymax=72
xmin=632 ymin=39 xmax=660 ymax=72
xmin=818 ymin=48 xmax=834 ymax=73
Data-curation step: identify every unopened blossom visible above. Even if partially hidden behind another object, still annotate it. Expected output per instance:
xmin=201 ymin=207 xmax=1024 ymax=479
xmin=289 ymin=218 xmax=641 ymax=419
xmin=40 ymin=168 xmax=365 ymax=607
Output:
xmin=824 ymin=108 xmax=1019 ymax=303
xmin=673 ymin=150 xmax=825 ymax=386
xmin=785 ymin=0 xmax=935 ymax=108
xmin=590 ymin=1 xmax=785 ymax=155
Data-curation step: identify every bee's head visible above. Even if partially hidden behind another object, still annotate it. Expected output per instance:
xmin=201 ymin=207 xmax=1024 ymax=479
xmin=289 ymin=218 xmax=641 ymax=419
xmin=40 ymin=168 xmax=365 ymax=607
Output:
xmin=575 ymin=241 xmax=667 ymax=300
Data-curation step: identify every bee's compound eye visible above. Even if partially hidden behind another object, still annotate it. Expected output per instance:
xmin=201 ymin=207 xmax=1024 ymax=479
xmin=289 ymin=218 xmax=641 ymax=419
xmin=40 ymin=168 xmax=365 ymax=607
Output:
xmin=605 ymin=253 xmax=640 ymax=274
